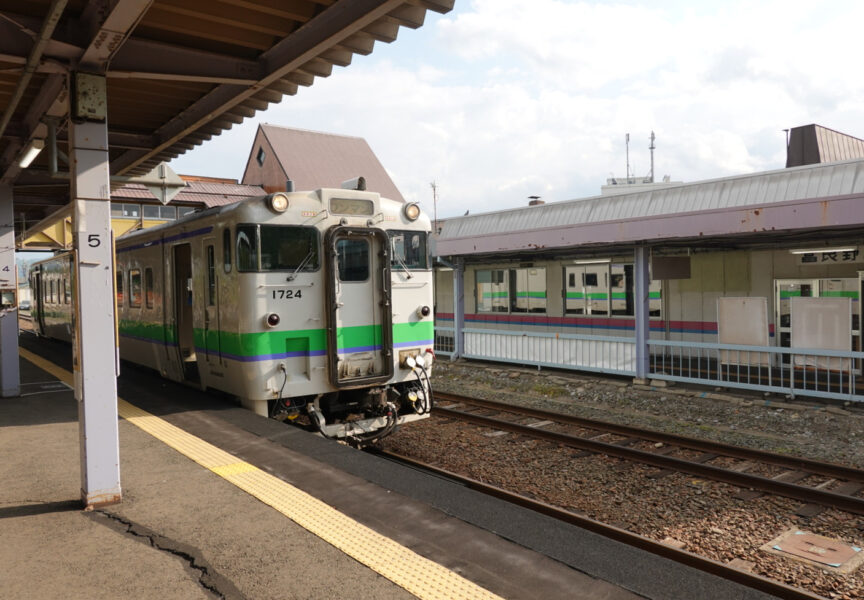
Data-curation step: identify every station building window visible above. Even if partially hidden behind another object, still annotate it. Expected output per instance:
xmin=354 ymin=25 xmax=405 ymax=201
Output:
xmin=143 ymin=205 xmax=178 ymax=220
xmin=476 ymin=268 xmax=547 ymax=313
xmin=565 ymin=262 xmax=661 ymax=317
xmin=476 ymin=269 xmax=508 ymax=312
xmin=256 ymin=146 xmax=266 ymax=166
xmin=510 ymin=268 xmax=547 ymax=313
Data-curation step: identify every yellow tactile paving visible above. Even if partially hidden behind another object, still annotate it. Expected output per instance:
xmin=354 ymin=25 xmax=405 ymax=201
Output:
xmin=19 ymin=348 xmax=504 ymax=600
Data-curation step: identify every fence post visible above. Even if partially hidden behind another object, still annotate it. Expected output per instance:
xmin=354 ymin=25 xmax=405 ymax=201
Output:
xmin=634 ymin=246 xmax=650 ymax=380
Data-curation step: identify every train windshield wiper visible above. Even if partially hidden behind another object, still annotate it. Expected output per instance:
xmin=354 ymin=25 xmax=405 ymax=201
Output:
xmin=287 ymin=248 xmax=314 ymax=281
xmin=392 ymin=245 xmax=413 ymax=279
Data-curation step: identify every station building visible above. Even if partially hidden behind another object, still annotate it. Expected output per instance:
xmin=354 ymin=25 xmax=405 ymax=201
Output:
xmin=433 ymin=125 xmax=864 ymax=403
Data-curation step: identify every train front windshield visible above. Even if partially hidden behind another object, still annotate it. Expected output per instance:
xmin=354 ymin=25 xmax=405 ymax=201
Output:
xmin=237 ymin=224 xmax=320 ymax=272
xmin=389 ymin=230 xmax=428 ymax=270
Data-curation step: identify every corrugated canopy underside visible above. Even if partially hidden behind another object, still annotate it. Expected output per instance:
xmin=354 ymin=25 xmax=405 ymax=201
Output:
xmin=0 ymin=0 xmax=453 ymax=235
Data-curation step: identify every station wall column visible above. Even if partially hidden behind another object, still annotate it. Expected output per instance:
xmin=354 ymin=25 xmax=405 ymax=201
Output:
xmin=69 ymin=74 xmax=121 ymax=507
xmin=453 ymin=258 xmax=464 ymax=359
xmin=634 ymin=246 xmax=650 ymax=380
xmin=0 ymin=184 xmax=19 ymax=397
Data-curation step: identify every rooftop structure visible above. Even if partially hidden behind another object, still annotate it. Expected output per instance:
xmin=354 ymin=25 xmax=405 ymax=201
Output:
xmin=242 ymin=124 xmax=404 ymax=201
xmin=436 ymin=158 xmax=864 ymax=259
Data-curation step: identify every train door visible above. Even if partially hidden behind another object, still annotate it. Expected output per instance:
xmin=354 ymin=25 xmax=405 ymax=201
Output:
xmin=173 ymin=243 xmax=199 ymax=382
xmin=325 ymin=227 xmax=393 ymax=387
xmin=202 ymin=238 xmax=222 ymax=365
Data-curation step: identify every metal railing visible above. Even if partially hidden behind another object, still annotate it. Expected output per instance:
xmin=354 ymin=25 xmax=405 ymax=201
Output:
xmin=434 ymin=325 xmax=455 ymax=357
xmin=649 ymin=339 xmax=864 ymax=402
xmin=461 ymin=328 xmax=636 ymax=375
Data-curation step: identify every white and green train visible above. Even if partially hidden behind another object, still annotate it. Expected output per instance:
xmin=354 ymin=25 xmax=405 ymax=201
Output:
xmin=31 ymin=188 xmax=435 ymax=443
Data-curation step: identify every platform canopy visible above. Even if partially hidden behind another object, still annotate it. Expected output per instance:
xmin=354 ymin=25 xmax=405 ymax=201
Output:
xmin=0 ymin=0 xmax=453 ymax=239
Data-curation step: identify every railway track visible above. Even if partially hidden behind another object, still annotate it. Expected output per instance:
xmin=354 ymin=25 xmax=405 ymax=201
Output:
xmin=434 ymin=392 xmax=864 ymax=517
xmin=372 ymin=448 xmax=825 ymax=600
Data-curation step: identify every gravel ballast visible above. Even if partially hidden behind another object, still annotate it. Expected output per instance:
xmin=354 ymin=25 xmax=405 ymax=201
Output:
xmin=382 ymin=359 xmax=864 ymax=599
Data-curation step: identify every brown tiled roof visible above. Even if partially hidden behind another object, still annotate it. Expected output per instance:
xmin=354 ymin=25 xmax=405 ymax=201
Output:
xmin=253 ymin=124 xmax=404 ymax=202
xmin=112 ymin=180 xmax=266 ymax=208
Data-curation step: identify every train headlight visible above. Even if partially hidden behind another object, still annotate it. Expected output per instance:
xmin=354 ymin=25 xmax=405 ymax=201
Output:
xmin=266 ymin=313 xmax=281 ymax=327
xmin=416 ymin=305 xmax=431 ymax=318
xmin=268 ymin=193 xmax=289 ymax=213
xmin=403 ymin=202 xmax=420 ymax=221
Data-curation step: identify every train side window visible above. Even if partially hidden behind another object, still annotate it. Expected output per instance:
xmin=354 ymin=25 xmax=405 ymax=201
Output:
xmin=207 ymin=245 xmax=216 ymax=305
xmin=145 ymin=268 xmax=154 ymax=308
xmin=223 ymin=228 xmax=231 ymax=273
xmin=236 ymin=225 xmax=259 ymax=272
xmin=49 ymin=280 xmax=55 ymax=304
xmin=116 ymin=270 xmax=125 ymax=306
xmin=129 ymin=269 xmax=142 ymax=308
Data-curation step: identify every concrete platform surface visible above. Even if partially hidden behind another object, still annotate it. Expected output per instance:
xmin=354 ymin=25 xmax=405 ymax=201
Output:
xmin=3 ymin=335 xmax=644 ymax=600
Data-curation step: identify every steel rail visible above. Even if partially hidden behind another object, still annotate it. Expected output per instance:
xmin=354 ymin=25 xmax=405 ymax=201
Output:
xmin=374 ymin=449 xmax=825 ymax=600
xmin=436 ymin=392 xmax=864 ymax=483
xmin=434 ymin=402 xmax=864 ymax=516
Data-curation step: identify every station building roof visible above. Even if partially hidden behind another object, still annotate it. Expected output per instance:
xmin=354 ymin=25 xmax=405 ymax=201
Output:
xmin=435 ymin=158 xmax=864 ymax=259
xmin=113 ymin=176 xmax=265 ymax=208
xmin=0 ymin=0 xmax=452 ymax=237
xmin=243 ymin=124 xmax=405 ymax=201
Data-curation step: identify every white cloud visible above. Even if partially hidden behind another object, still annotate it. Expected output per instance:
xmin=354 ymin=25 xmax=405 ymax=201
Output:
xmin=171 ymin=0 xmax=864 ymax=219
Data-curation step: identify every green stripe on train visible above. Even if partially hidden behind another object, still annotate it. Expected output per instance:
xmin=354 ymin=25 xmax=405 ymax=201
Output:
xmin=119 ymin=320 xmax=434 ymax=356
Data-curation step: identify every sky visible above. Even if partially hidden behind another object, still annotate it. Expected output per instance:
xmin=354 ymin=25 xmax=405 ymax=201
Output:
xmin=169 ymin=0 xmax=864 ymax=219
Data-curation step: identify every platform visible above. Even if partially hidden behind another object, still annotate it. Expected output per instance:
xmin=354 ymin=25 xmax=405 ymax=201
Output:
xmin=1 ymin=331 xmax=783 ymax=599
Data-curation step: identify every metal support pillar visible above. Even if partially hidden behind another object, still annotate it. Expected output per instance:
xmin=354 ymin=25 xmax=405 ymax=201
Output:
xmin=70 ymin=75 xmax=122 ymax=507
xmin=453 ymin=258 xmax=465 ymax=359
xmin=634 ymin=246 xmax=650 ymax=380
xmin=0 ymin=184 xmax=19 ymax=397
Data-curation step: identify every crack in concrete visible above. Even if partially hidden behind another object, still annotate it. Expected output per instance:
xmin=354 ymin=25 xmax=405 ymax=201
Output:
xmin=88 ymin=510 xmax=246 ymax=600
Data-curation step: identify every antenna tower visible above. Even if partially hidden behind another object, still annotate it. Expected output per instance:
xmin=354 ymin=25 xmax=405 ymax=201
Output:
xmin=430 ymin=181 xmax=438 ymax=234
xmin=625 ymin=133 xmax=630 ymax=181
xmin=649 ymin=131 xmax=656 ymax=183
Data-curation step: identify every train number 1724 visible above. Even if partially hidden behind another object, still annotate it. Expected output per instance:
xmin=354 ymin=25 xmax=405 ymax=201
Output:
xmin=272 ymin=289 xmax=302 ymax=300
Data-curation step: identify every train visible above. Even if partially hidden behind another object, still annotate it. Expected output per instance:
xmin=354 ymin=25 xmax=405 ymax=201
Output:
xmin=30 ymin=187 xmax=435 ymax=444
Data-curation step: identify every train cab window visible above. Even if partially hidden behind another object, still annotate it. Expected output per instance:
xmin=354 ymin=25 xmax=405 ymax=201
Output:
xmin=236 ymin=226 xmax=258 ymax=271
xmin=116 ymin=270 xmax=124 ymax=306
xmin=207 ymin=245 xmax=216 ymax=306
xmin=389 ymin=230 xmax=428 ymax=270
xmin=260 ymin=225 xmax=319 ymax=272
xmin=145 ymin=268 xmax=154 ymax=308
xmin=335 ymin=239 xmax=369 ymax=281
xmin=129 ymin=269 xmax=142 ymax=308
xmin=223 ymin=228 xmax=231 ymax=273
